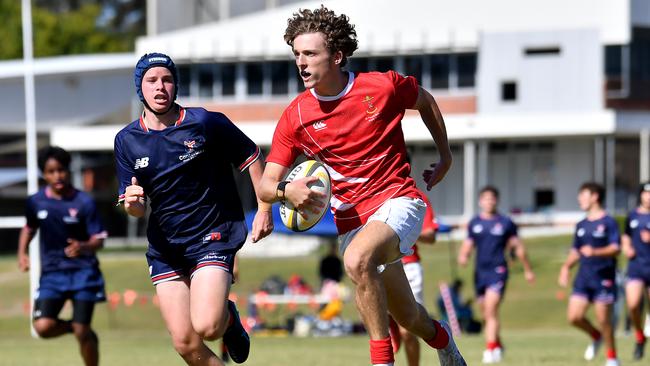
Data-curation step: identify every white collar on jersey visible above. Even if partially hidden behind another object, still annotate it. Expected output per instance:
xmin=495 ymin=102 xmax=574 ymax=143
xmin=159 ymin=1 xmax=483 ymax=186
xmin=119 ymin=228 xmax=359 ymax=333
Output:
xmin=309 ymin=71 xmax=355 ymax=102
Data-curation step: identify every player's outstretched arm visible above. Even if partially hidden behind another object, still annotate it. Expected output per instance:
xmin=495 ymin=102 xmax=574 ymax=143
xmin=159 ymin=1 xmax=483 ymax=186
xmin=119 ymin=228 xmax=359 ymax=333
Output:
xmin=17 ymin=226 xmax=36 ymax=272
xmin=412 ymin=87 xmax=452 ymax=191
xmin=124 ymin=176 xmax=146 ymax=218
xmin=248 ymin=158 xmax=273 ymax=243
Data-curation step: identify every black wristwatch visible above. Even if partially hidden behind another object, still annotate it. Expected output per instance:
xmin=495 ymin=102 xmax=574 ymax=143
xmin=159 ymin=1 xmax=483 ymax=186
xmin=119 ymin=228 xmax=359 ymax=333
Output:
xmin=276 ymin=181 xmax=289 ymax=200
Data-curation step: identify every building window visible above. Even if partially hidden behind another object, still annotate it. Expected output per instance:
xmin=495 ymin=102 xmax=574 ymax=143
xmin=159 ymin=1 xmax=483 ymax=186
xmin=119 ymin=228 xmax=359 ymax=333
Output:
xmin=524 ymin=47 xmax=561 ymax=56
xmin=374 ymin=57 xmax=394 ymax=72
xmin=197 ymin=64 xmax=214 ymax=98
xmin=271 ymin=61 xmax=289 ymax=95
xmin=347 ymin=57 xmax=369 ymax=73
xmin=430 ymin=54 xmax=449 ymax=89
xmin=221 ymin=63 xmax=236 ymax=96
xmin=456 ymin=53 xmax=477 ymax=88
xmin=501 ymin=81 xmax=517 ymax=101
xmin=178 ymin=65 xmax=191 ymax=97
xmin=404 ymin=56 xmax=423 ymax=83
xmin=246 ymin=63 xmax=264 ymax=95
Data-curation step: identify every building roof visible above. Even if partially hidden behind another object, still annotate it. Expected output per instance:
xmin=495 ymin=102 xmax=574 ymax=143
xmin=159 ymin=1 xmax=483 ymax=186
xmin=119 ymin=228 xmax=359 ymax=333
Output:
xmin=136 ymin=0 xmax=632 ymax=62
xmin=0 ymin=53 xmax=135 ymax=79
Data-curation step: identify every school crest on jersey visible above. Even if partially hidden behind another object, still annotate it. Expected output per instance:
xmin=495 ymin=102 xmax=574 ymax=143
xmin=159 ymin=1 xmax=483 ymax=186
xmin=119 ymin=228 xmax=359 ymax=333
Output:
xmin=63 ymin=207 xmax=80 ymax=223
xmin=490 ymin=222 xmax=504 ymax=236
xmin=362 ymin=95 xmax=380 ymax=121
xmin=472 ymin=224 xmax=484 ymax=234
xmin=592 ymin=224 xmax=606 ymax=238
xmin=630 ymin=219 xmax=639 ymax=229
xmin=577 ymin=228 xmax=586 ymax=237
xmin=37 ymin=210 xmax=48 ymax=219
xmin=179 ymin=137 xmax=204 ymax=162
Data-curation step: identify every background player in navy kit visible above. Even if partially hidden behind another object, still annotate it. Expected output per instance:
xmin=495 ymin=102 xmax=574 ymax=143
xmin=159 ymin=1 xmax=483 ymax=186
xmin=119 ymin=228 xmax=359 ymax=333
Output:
xmin=558 ymin=182 xmax=621 ymax=366
xmin=457 ymin=185 xmax=535 ymax=364
xmin=622 ymin=182 xmax=650 ymax=360
xmin=114 ymin=53 xmax=273 ymax=365
xmin=17 ymin=146 xmax=107 ymax=366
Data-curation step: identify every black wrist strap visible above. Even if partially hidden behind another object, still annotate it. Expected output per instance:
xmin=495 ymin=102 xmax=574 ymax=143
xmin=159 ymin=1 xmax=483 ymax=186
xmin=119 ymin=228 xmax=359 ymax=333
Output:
xmin=276 ymin=181 xmax=289 ymax=200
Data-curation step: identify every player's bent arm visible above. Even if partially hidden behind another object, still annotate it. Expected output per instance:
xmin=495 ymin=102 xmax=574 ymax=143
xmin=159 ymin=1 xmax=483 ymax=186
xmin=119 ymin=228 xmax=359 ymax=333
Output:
xmin=259 ymin=162 xmax=325 ymax=213
xmin=592 ymin=243 xmax=621 ymax=258
xmin=621 ymin=234 xmax=635 ymax=258
xmin=457 ymin=238 xmax=474 ymax=266
xmin=412 ymin=87 xmax=452 ymax=189
xmin=248 ymin=158 xmax=272 ymax=212
xmin=123 ymin=177 xmax=146 ymax=218
xmin=259 ymin=162 xmax=290 ymax=204
xmin=17 ymin=226 xmax=36 ymax=272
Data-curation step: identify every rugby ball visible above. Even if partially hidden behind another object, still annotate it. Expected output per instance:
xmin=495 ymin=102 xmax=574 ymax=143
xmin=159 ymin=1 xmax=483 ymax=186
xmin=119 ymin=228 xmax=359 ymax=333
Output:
xmin=279 ymin=160 xmax=332 ymax=232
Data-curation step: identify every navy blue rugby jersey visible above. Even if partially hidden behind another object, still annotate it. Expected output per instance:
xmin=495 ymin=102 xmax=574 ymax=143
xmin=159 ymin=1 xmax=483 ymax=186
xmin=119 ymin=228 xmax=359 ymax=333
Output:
xmin=572 ymin=215 xmax=619 ymax=278
xmin=25 ymin=187 xmax=107 ymax=272
xmin=467 ymin=214 xmax=518 ymax=272
xmin=625 ymin=209 xmax=650 ymax=269
xmin=114 ymin=107 xmax=260 ymax=248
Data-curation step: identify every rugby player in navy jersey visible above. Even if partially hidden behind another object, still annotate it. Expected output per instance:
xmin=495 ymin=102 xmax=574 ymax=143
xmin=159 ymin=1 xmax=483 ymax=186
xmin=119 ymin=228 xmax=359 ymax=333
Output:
xmin=622 ymin=182 xmax=650 ymax=360
xmin=457 ymin=185 xmax=534 ymax=363
xmin=558 ymin=182 xmax=621 ymax=366
xmin=17 ymin=146 xmax=107 ymax=366
xmin=114 ymin=53 xmax=273 ymax=365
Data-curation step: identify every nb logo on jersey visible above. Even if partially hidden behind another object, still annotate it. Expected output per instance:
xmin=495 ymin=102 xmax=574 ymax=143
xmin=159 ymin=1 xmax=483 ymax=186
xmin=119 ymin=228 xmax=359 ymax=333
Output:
xmin=313 ymin=120 xmax=327 ymax=131
xmin=134 ymin=157 xmax=149 ymax=170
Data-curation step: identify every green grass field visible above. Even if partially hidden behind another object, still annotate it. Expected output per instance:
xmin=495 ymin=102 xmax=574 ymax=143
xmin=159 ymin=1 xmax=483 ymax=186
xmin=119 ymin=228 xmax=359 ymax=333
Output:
xmin=0 ymin=235 xmax=641 ymax=365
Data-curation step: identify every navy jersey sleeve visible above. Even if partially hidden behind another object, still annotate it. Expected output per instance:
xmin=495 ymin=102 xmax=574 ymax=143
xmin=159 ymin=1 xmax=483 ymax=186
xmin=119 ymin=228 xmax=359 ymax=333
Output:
xmin=572 ymin=224 xmax=581 ymax=250
xmin=467 ymin=218 xmax=477 ymax=243
xmin=82 ymin=197 xmax=107 ymax=238
xmin=624 ymin=213 xmax=632 ymax=237
xmin=24 ymin=196 xmax=38 ymax=230
xmin=206 ymin=112 xmax=260 ymax=172
xmin=506 ymin=217 xmax=518 ymax=240
xmin=606 ymin=217 xmax=621 ymax=246
xmin=114 ymin=132 xmax=135 ymax=203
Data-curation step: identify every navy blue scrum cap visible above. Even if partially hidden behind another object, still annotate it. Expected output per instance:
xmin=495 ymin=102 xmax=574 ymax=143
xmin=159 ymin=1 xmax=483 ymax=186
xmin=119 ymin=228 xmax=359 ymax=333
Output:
xmin=134 ymin=53 xmax=179 ymax=103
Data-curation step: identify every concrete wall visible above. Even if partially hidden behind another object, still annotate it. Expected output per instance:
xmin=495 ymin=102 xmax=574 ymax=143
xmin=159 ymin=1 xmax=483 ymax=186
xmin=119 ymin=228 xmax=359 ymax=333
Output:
xmin=478 ymin=29 xmax=604 ymax=114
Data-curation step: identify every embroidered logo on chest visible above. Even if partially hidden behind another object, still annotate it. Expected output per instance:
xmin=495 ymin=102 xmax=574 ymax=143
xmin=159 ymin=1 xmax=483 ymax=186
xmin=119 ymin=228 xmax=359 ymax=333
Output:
xmin=362 ymin=95 xmax=381 ymax=121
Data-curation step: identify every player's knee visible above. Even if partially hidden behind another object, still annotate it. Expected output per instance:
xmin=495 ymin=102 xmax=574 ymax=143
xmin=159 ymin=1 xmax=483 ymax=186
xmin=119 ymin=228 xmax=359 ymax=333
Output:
xmin=32 ymin=318 xmax=58 ymax=338
xmin=171 ymin=335 xmax=200 ymax=358
xmin=194 ymin=321 xmax=226 ymax=341
xmin=567 ymin=312 xmax=583 ymax=325
xmin=343 ymin=253 xmax=373 ymax=283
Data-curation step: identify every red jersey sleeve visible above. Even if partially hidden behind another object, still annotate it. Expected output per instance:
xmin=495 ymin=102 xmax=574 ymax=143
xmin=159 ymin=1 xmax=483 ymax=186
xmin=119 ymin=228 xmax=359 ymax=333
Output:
xmin=267 ymin=108 xmax=301 ymax=168
xmin=388 ymin=70 xmax=419 ymax=110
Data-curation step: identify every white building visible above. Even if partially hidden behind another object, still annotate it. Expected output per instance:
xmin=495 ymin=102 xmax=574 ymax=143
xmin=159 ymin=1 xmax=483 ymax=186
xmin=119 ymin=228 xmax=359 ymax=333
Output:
xmin=2 ymin=0 xmax=650 ymax=235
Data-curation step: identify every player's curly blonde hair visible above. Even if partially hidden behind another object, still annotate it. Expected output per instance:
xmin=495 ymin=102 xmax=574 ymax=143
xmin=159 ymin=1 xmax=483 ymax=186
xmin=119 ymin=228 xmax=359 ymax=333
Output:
xmin=284 ymin=5 xmax=358 ymax=67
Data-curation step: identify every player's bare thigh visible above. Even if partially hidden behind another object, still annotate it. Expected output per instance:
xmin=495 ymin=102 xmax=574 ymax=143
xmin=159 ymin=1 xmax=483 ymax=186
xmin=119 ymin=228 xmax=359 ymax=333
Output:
xmin=343 ymin=220 xmax=401 ymax=279
xmin=190 ymin=267 xmax=232 ymax=339
xmin=156 ymin=278 xmax=200 ymax=342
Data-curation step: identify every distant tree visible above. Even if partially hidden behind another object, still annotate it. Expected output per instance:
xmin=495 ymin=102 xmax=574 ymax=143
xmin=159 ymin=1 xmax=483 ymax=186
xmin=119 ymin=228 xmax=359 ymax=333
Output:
xmin=0 ymin=0 xmax=145 ymax=60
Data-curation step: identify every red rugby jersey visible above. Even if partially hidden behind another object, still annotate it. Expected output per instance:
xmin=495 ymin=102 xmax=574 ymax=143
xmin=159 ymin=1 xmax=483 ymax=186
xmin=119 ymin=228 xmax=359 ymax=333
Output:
xmin=267 ymin=71 xmax=423 ymax=234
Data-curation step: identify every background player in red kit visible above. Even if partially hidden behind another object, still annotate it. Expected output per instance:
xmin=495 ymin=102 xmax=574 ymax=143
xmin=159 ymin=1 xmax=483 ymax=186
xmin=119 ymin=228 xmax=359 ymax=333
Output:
xmin=259 ymin=6 xmax=466 ymax=366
